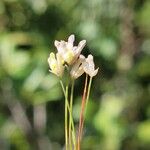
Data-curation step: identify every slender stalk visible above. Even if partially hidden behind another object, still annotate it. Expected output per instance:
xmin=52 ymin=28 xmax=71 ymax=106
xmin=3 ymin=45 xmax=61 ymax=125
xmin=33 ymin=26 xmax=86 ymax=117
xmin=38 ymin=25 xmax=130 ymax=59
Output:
xmin=60 ymin=80 xmax=69 ymax=149
xmin=71 ymin=90 xmax=76 ymax=150
xmin=80 ymin=77 xmax=93 ymax=138
xmin=65 ymin=85 xmax=69 ymax=149
xmin=85 ymin=77 xmax=92 ymax=114
xmin=77 ymin=74 xmax=88 ymax=150
xmin=69 ymin=80 xmax=76 ymax=149
xmin=60 ymin=80 xmax=72 ymax=117
xmin=60 ymin=80 xmax=66 ymax=96
xmin=60 ymin=80 xmax=75 ymax=149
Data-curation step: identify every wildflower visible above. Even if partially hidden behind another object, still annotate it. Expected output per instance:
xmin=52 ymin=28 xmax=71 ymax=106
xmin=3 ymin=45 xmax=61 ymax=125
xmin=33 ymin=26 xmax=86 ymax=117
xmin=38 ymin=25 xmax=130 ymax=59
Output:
xmin=83 ymin=54 xmax=99 ymax=77
xmin=70 ymin=55 xmax=85 ymax=79
xmin=47 ymin=34 xmax=99 ymax=150
xmin=48 ymin=52 xmax=64 ymax=77
xmin=54 ymin=34 xmax=86 ymax=65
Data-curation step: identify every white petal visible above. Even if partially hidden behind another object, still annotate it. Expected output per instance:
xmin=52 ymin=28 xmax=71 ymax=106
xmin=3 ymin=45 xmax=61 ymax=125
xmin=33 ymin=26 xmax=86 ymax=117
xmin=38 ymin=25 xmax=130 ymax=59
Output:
xmin=73 ymin=46 xmax=77 ymax=51
xmin=79 ymin=40 xmax=86 ymax=46
xmin=47 ymin=57 xmax=51 ymax=65
xmin=68 ymin=34 xmax=75 ymax=44
xmin=73 ymin=55 xmax=85 ymax=69
xmin=67 ymin=43 xmax=73 ymax=50
xmin=48 ymin=52 xmax=64 ymax=77
xmin=75 ymin=40 xmax=86 ymax=55
xmin=82 ymin=62 xmax=90 ymax=74
xmin=87 ymin=54 xmax=93 ymax=60
xmin=91 ymin=68 xmax=99 ymax=77
xmin=56 ymin=53 xmax=63 ymax=66
xmin=57 ymin=41 xmax=66 ymax=54
xmin=54 ymin=40 xmax=60 ymax=48
xmin=70 ymin=55 xmax=85 ymax=79
xmin=60 ymin=41 xmax=66 ymax=47
xmin=82 ymin=54 xmax=98 ymax=77
xmin=48 ymin=53 xmax=56 ymax=65
xmin=80 ymin=54 xmax=85 ymax=59
xmin=87 ymin=55 xmax=94 ymax=70
xmin=74 ymin=67 xmax=84 ymax=79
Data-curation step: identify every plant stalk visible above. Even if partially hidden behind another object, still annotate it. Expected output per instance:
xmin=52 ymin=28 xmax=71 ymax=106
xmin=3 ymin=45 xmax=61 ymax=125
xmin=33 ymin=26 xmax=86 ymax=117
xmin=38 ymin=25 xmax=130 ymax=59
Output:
xmin=80 ymin=77 xmax=93 ymax=138
xmin=69 ymin=80 xmax=76 ymax=149
xmin=65 ymin=85 xmax=69 ymax=149
xmin=77 ymin=74 xmax=88 ymax=149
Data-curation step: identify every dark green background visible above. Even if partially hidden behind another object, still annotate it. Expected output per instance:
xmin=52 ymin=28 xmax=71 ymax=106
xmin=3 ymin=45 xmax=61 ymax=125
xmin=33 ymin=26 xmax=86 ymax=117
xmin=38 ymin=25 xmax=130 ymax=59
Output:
xmin=0 ymin=0 xmax=150 ymax=149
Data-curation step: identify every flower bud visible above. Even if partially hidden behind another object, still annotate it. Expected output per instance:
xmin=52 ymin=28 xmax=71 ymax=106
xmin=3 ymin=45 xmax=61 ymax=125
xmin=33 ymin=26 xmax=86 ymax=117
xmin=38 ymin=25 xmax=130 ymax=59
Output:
xmin=48 ymin=52 xmax=64 ymax=77
xmin=82 ymin=54 xmax=99 ymax=77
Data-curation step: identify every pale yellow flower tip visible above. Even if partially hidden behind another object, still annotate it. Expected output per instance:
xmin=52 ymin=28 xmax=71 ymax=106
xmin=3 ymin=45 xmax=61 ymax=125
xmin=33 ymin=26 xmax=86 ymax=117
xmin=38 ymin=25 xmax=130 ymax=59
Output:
xmin=48 ymin=52 xmax=64 ymax=77
xmin=63 ymin=50 xmax=74 ymax=65
xmin=83 ymin=54 xmax=99 ymax=77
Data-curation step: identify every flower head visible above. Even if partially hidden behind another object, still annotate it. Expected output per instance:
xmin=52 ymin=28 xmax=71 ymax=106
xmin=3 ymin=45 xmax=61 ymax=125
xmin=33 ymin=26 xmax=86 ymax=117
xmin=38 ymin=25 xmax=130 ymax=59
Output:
xmin=54 ymin=34 xmax=86 ymax=65
xmin=83 ymin=54 xmax=98 ymax=77
xmin=48 ymin=52 xmax=64 ymax=77
xmin=70 ymin=55 xmax=85 ymax=79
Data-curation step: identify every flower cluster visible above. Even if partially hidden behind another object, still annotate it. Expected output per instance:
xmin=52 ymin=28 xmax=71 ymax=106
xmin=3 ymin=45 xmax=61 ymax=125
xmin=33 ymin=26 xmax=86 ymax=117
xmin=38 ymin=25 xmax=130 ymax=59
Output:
xmin=48 ymin=34 xmax=98 ymax=79
xmin=48 ymin=34 xmax=99 ymax=149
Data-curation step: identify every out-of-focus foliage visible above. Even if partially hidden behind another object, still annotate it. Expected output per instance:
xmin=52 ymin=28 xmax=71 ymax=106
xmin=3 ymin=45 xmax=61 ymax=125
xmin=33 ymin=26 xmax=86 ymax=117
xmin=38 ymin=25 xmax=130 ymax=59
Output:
xmin=0 ymin=0 xmax=149 ymax=149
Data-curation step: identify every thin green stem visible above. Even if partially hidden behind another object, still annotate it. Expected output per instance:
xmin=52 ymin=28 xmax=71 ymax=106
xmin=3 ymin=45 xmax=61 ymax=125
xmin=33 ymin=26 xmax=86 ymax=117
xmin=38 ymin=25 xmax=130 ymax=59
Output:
xmin=69 ymin=80 xmax=76 ymax=149
xmin=60 ymin=80 xmax=69 ymax=149
xmin=59 ymin=80 xmax=65 ymax=95
xmin=60 ymin=80 xmax=75 ymax=149
xmin=85 ymin=77 xmax=92 ymax=109
xmin=65 ymin=85 xmax=69 ymax=149
xmin=60 ymin=80 xmax=71 ymax=111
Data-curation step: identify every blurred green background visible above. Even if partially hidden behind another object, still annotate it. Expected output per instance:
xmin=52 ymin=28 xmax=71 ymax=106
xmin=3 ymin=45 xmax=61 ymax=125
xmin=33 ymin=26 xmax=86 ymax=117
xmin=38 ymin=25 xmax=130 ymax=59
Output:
xmin=0 ymin=0 xmax=150 ymax=150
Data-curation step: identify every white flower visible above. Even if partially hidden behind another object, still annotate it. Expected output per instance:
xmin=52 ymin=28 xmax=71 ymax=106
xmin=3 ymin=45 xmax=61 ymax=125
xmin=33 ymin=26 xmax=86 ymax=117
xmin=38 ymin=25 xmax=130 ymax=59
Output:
xmin=70 ymin=55 xmax=85 ymax=79
xmin=83 ymin=54 xmax=99 ymax=77
xmin=48 ymin=52 xmax=64 ymax=77
xmin=54 ymin=34 xmax=86 ymax=65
